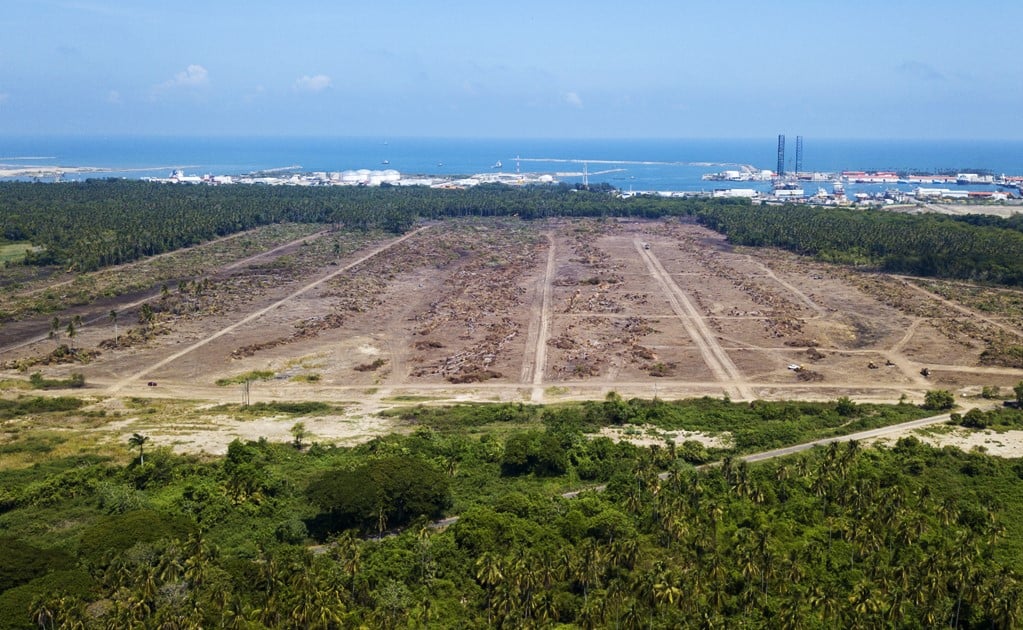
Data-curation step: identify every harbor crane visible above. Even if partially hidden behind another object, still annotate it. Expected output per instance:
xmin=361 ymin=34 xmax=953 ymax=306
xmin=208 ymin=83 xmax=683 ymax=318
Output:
xmin=514 ymin=156 xmax=625 ymax=187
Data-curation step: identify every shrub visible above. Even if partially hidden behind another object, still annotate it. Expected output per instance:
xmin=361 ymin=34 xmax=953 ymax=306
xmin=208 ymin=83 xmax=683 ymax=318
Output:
xmin=77 ymin=510 xmax=196 ymax=566
xmin=0 ymin=537 xmax=74 ymax=592
xmin=0 ymin=396 xmax=84 ymax=419
xmin=0 ymin=570 xmax=94 ymax=630
xmin=274 ymin=519 xmax=309 ymax=545
xmin=307 ymin=456 xmax=451 ymax=533
xmin=835 ymin=396 xmax=856 ymax=417
xmin=28 ymin=372 xmax=85 ymax=389
xmin=923 ymin=390 xmax=955 ymax=411
xmin=959 ymin=408 xmax=990 ymax=429
xmin=500 ymin=431 xmax=568 ymax=477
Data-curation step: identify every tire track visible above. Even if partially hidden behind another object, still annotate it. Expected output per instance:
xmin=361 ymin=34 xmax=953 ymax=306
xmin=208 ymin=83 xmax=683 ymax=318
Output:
xmin=106 ymin=227 xmax=431 ymax=394
xmin=523 ymin=233 xmax=555 ymax=403
xmin=636 ymin=239 xmax=753 ymax=400
xmin=1 ymin=228 xmax=328 ymax=356
xmin=743 ymin=255 xmax=826 ymax=317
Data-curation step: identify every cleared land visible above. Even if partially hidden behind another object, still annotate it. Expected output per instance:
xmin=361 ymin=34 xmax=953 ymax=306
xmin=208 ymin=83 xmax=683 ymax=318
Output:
xmin=4 ymin=217 xmax=1023 ymax=453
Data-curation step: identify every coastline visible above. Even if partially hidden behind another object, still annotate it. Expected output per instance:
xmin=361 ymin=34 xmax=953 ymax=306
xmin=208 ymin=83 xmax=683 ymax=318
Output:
xmin=0 ymin=164 xmax=201 ymax=178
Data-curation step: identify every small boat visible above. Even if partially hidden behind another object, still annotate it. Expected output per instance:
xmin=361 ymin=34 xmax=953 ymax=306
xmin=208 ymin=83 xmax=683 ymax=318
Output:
xmin=492 ymin=160 xmax=502 ymax=169
xmin=381 ymin=160 xmax=390 ymax=165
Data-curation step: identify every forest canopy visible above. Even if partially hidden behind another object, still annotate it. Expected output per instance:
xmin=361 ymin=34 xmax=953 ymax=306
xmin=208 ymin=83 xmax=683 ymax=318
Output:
xmin=4 ymin=181 xmax=1023 ymax=285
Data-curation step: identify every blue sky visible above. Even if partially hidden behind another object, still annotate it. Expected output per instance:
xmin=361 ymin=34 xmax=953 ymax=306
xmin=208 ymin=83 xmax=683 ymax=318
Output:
xmin=1 ymin=0 xmax=1020 ymax=139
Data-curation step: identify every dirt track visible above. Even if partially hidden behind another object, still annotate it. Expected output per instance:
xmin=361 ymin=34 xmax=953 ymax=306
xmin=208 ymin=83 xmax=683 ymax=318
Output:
xmin=6 ymin=217 xmax=1023 ymax=453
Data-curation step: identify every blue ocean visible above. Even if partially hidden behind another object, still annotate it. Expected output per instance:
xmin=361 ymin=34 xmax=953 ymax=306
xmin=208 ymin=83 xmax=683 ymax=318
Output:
xmin=2 ymin=136 xmax=1023 ymax=192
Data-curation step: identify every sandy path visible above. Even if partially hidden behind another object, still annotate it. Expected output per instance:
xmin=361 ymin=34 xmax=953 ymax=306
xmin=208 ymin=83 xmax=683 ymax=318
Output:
xmin=739 ymin=411 xmax=960 ymax=463
xmin=636 ymin=239 xmax=753 ymax=400
xmin=106 ymin=227 xmax=431 ymax=393
xmin=1 ymin=289 xmax=161 ymax=355
xmin=744 ymin=255 xmax=827 ymax=317
xmin=221 ymin=229 xmax=328 ymax=271
xmin=14 ymin=227 xmax=259 ymax=299
xmin=523 ymin=233 xmax=555 ymax=402
xmin=556 ymin=408 xmax=965 ymax=501
xmin=897 ymin=277 xmax=1023 ymax=340
xmin=1 ymin=228 xmax=327 ymax=356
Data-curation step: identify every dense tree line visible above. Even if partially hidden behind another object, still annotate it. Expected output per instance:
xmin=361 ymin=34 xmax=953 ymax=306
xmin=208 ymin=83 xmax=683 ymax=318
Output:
xmin=7 ymin=180 xmax=1023 ymax=286
xmin=2 ymin=397 xmax=1022 ymax=627
xmin=0 ymin=181 xmax=710 ymax=272
xmin=695 ymin=203 xmax=1023 ymax=285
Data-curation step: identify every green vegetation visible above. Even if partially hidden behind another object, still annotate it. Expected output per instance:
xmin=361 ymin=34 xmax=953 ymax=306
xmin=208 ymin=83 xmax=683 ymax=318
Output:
xmin=696 ymin=203 xmax=1023 ymax=285
xmin=210 ymin=401 xmax=340 ymax=417
xmin=388 ymin=394 xmax=932 ymax=455
xmin=923 ymin=389 xmax=956 ymax=410
xmin=307 ymin=456 xmax=451 ymax=533
xmin=0 ymin=243 xmax=36 ymax=265
xmin=0 ymin=398 xmax=1020 ymax=628
xmin=0 ymin=396 xmax=85 ymax=419
xmin=953 ymin=406 xmax=1023 ymax=431
xmin=28 ymin=372 xmax=85 ymax=390
xmin=8 ymin=181 xmax=1023 ymax=290
xmin=214 ymin=370 xmax=274 ymax=386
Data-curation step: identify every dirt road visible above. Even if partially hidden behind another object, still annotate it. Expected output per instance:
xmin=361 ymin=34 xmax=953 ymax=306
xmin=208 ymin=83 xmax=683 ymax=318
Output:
xmin=635 ymin=239 xmax=754 ymax=400
xmin=522 ymin=233 xmax=555 ymax=402
xmin=106 ymin=227 xmax=431 ymax=394
xmin=1 ymin=228 xmax=328 ymax=356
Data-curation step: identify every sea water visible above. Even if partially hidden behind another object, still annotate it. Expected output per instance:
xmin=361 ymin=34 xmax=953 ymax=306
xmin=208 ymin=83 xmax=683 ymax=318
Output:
xmin=2 ymin=136 xmax=1023 ymax=192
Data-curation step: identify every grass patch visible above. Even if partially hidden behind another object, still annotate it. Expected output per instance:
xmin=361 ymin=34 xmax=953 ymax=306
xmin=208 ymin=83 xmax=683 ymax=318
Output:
xmin=383 ymin=395 xmax=442 ymax=403
xmin=0 ymin=433 xmax=68 ymax=456
xmin=0 ymin=379 xmax=33 ymax=392
xmin=215 ymin=370 xmax=275 ymax=386
xmin=0 ymin=396 xmax=86 ymax=419
xmin=29 ymin=372 xmax=86 ymax=390
xmin=0 ymin=242 xmax=38 ymax=264
xmin=290 ymin=373 xmax=322 ymax=383
xmin=209 ymin=401 xmax=341 ymax=417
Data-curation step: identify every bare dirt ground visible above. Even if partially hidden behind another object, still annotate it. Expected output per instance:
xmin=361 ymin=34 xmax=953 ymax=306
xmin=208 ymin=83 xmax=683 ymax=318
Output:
xmin=865 ymin=426 xmax=1023 ymax=458
xmin=6 ymin=217 xmax=1023 ymax=455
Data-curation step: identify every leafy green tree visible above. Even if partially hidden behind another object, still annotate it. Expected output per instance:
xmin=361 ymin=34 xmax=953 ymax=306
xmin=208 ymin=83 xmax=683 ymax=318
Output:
xmin=501 ymin=430 xmax=569 ymax=477
xmin=307 ymin=456 xmax=451 ymax=533
xmin=290 ymin=422 xmax=307 ymax=450
xmin=923 ymin=390 xmax=955 ymax=411
xmin=835 ymin=396 xmax=856 ymax=416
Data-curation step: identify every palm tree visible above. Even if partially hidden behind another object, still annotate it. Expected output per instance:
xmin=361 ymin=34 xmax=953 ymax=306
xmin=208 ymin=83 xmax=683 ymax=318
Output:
xmin=476 ymin=552 xmax=504 ymax=623
xmin=30 ymin=595 xmax=55 ymax=630
xmin=49 ymin=316 xmax=60 ymax=347
xmin=329 ymin=531 xmax=362 ymax=601
xmin=290 ymin=422 xmax=307 ymax=450
xmin=128 ymin=432 xmax=149 ymax=465
xmin=65 ymin=319 xmax=77 ymax=351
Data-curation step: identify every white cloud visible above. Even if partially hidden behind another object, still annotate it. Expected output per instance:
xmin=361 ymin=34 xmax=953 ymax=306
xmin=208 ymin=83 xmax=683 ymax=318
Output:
xmin=156 ymin=64 xmax=209 ymax=92
xmin=173 ymin=64 xmax=209 ymax=87
xmin=106 ymin=90 xmax=122 ymax=104
xmin=562 ymin=91 xmax=583 ymax=108
xmin=294 ymin=74 xmax=332 ymax=93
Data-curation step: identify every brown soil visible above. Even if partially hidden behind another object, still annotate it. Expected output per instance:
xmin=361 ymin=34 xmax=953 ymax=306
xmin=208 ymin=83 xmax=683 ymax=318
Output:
xmin=5 ymin=217 xmax=1023 ymax=453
